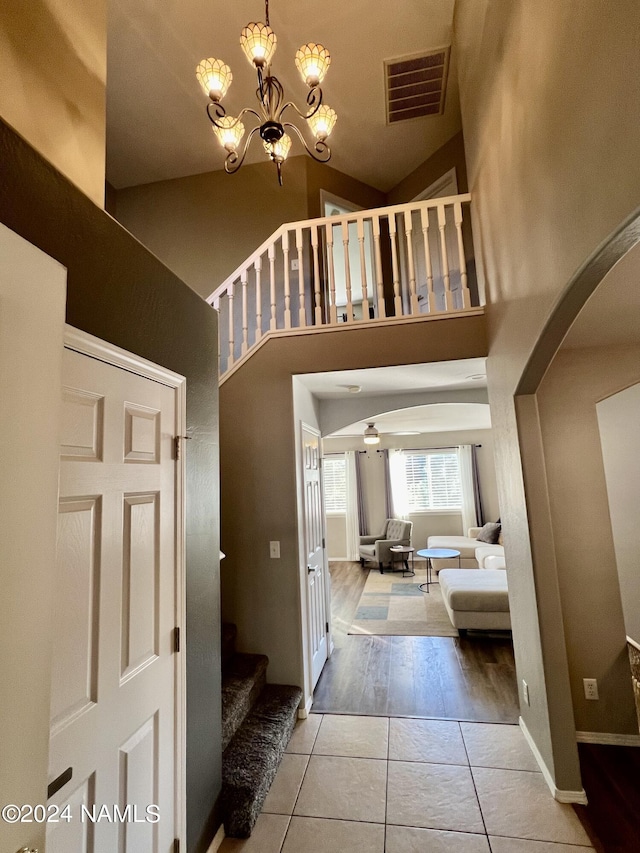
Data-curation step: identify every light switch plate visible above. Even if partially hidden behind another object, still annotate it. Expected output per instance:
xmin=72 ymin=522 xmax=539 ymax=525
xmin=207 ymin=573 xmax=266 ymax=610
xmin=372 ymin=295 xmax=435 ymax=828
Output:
xmin=269 ymin=540 xmax=280 ymax=558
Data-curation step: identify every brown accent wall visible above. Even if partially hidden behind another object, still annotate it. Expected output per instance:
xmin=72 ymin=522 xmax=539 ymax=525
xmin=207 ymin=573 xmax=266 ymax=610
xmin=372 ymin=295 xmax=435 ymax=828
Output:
xmin=455 ymin=0 xmax=640 ymax=790
xmin=0 ymin=119 xmax=221 ymax=853
xmin=386 ymin=131 xmax=468 ymax=205
xmin=220 ymin=314 xmax=487 ymax=688
xmin=0 ymin=0 xmax=107 ymax=205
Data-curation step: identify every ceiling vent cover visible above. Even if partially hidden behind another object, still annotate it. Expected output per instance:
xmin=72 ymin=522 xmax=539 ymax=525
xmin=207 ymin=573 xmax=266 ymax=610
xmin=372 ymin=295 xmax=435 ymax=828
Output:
xmin=384 ymin=47 xmax=450 ymax=124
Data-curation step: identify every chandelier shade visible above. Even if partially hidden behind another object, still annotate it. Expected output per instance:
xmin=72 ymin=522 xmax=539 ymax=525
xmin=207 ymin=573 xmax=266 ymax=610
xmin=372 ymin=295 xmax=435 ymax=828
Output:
xmin=196 ymin=0 xmax=335 ymax=185
xmin=295 ymin=43 xmax=331 ymax=87
xmin=264 ymin=132 xmax=291 ymax=162
xmin=214 ymin=116 xmax=245 ymax=151
xmin=196 ymin=58 xmax=232 ymax=101
xmin=240 ymin=22 xmax=277 ymax=68
xmin=308 ymin=105 xmax=337 ymax=141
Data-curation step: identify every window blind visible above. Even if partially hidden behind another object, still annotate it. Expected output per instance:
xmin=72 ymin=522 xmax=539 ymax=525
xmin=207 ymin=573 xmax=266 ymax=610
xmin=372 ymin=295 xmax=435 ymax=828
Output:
xmin=404 ymin=451 xmax=461 ymax=511
xmin=323 ymin=456 xmax=347 ymax=512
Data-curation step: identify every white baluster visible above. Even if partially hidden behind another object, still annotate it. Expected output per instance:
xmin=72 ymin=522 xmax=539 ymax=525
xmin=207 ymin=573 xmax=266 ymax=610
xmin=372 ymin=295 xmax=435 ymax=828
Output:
xmin=268 ymin=243 xmax=277 ymax=330
xmin=404 ymin=211 xmax=419 ymax=315
xmin=255 ymin=257 xmax=263 ymax=341
xmin=311 ymin=225 xmax=322 ymax=325
xmin=388 ymin=213 xmax=403 ymax=316
xmin=213 ymin=296 xmax=222 ymax=374
xmin=241 ymin=270 xmax=248 ymax=355
xmin=420 ymin=206 xmax=437 ymax=313
xmin=372 ymin=216 xmax=385 ymax=318
xmin=227 ymin=282 xmax=235 ymax=367
xmin=437 ymin=203 xmax=453 ymax=311
xmin=357 ymin=218 xmax=370 ymax=321
xmin=454 ymin=201 xmax=471 ymax=309
xmin=296 ymin=227 xmax=306 ymax=327
xmin=342 ymin=219 xmax=353 ymax=323
xmin=326 ymin=223 xmax=337 ymax=325
xmin=283 ymin=230 xmax=292 ymax=329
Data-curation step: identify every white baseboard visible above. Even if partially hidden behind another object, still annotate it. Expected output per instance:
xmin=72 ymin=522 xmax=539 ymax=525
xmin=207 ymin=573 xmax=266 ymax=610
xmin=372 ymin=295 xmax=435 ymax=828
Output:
xmin=519 ymin=717 xmax=588 ymax=804
xmin=627 ymin=635 xmax=640 ymax=653
xmin=576 ymin=730 xmax=640 ymax=747
xmin=298 ymin=693 xmax=313 ymax=719
xmin=206 ymin=823 xmax=225 ymax=852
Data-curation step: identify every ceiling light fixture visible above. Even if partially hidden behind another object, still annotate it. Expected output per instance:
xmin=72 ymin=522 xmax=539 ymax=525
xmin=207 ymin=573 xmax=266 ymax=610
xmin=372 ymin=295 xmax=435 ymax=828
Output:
xmin=196 ymin=0 xmax=336 ymax=186
xmin=363 ymin=423 xmax=380 ymax=445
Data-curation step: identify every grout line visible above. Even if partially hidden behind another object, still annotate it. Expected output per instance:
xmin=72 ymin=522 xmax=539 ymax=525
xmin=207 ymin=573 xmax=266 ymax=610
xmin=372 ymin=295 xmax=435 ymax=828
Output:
xmin=384 ymin=714 xmax=390 ymax=851
xmin=277 ymin=815 xmax=292 ymax=853
xmin=459 ymin=719 xmax=491 ymax=843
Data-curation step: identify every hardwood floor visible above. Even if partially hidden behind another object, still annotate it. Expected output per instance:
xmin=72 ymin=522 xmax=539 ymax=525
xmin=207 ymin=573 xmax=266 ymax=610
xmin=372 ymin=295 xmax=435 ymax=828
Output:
xmin=575 ymin=742 xmax=640 ymax=853
xmin=312 ymin=561 xmax=520 ymax=721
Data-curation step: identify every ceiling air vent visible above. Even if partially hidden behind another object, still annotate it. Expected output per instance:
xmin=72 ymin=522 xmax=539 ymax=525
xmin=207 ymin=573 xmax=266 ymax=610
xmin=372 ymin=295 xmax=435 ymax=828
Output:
xmin=384 ymin=47 xmax=451 ymax=124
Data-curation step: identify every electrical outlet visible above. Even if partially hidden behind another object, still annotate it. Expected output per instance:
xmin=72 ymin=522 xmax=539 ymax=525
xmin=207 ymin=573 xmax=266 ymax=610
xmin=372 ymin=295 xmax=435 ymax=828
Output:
xmin=291 ymin=258 xmax=299 ymax=271
xmin=522 ymin=680 xmax=530 ymax=706
xmin=583 ymin=678 xmax=599 ymax=700
xmin=269 ymin=540 xmax=280 ymax=559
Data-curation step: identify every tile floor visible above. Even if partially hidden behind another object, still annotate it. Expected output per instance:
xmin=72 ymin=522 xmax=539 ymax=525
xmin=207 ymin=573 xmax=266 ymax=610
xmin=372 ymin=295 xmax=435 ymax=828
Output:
xmin=219 ymin=714 xmax=595 ymax=853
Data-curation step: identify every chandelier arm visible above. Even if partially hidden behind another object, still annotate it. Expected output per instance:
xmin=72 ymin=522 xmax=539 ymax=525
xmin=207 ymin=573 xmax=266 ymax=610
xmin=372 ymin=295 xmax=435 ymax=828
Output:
xmin=207 ymin=105 xmax=262 ymax=130
xmin=206 ymin=101 xmax=227 ymax=124
xmin=224 ymin=125 xmax=262 ymax=174
xmin=282 ymin=122 xmax=331 ymax=163
xmin=279 ymin=86 xmax=323 ymax=121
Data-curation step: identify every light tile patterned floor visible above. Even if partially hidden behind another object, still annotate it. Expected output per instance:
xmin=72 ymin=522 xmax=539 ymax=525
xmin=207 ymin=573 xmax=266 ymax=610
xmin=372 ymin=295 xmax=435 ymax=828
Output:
xmin=220 ymin=714 xmax=596 ymax=853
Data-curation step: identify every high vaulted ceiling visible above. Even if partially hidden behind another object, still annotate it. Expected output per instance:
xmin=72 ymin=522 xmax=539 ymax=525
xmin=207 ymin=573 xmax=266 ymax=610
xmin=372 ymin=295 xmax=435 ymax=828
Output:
xmin=106 ymin=0 xmax=461 ymax=191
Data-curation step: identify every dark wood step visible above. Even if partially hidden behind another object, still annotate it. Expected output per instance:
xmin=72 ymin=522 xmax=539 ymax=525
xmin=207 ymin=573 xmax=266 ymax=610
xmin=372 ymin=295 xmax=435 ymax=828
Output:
xmin=221 ymin=683 xmax=303 ymax=838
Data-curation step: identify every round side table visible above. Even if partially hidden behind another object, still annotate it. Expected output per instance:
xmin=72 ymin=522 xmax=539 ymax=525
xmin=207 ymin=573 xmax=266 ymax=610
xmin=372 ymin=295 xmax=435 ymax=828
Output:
xmin=389 ymin=545 xmax=415 ymax=577
xmin=415 ymin=548 xmax=461 ymax=593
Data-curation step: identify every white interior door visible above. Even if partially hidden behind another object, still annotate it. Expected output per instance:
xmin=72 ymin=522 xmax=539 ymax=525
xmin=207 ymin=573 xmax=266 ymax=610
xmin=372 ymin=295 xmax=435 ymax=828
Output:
xmin=47 ymin=339 xmax=183 ymax=853
xmin=302 ymin=425 xmax=329 ymax=689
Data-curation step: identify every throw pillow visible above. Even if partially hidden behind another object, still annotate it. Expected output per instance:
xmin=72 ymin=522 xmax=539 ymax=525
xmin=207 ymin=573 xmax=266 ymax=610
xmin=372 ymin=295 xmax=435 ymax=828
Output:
xmin=476 ymin=521 xmax=501 ymax=544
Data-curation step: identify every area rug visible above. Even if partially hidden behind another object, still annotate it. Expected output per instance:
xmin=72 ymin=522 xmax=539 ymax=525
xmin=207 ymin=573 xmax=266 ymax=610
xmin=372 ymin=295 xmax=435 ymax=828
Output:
xmin=348 ymin=565 xmax=458 ymax=638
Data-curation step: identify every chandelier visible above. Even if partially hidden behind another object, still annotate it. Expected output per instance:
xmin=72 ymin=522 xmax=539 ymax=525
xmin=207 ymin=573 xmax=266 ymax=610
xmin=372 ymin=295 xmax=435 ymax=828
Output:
xmin=196 ymin=0 xmax=337 ymax=185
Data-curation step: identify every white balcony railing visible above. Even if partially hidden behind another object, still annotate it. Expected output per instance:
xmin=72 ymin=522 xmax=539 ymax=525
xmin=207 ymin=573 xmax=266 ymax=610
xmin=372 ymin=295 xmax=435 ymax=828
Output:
xmin=207 ymin=193 xmax=476 ymax=377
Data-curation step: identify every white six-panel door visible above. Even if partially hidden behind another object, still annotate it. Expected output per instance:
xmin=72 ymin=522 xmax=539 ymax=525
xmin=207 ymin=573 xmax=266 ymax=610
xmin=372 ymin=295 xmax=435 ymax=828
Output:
xmin=302 ymin=425 xmax=329 ymax=689
xmin=47 ymin=341 xmax=182 ymax=853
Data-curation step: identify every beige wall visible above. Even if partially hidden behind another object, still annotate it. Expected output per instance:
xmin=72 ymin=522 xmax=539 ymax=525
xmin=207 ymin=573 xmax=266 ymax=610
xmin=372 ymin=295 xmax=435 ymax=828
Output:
xmin=455 ymin=0 xmax=640 ymax=789
xmin=538 ymin=345 xmax=638 ymax=734
xmin=115 ymin=156 xmax=385 ymax=300
xmin=0 ymin=0 xmax=107 ymax=206
xmin=386 ymin=131 xmax=469 ymax=206
xmin=597 ymin=383 xmax=640 ymax=645
xmin=220 ymin=314 xmax=487 ymax=686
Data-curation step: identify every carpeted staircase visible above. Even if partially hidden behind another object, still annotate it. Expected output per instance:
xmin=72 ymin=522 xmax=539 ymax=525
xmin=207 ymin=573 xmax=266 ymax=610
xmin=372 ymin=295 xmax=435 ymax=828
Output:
xmin=220 ymin=623 xmax=302 ymax=837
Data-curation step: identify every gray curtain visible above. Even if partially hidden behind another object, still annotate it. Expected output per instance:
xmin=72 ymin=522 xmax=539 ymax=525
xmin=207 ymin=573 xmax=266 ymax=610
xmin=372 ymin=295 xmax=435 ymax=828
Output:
xmin=471 ymin=444 xmax=485 ymax=526
xmin=355 ymin=451 xmax=368 ymax=535
xmin=381 ymin=449 xmax=394 ymax=518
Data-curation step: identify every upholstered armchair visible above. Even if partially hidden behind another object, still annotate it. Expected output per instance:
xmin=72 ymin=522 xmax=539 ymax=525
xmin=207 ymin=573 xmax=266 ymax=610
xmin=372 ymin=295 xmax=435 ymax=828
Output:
xmin=358 ymin=518 xmax=413 ymax=573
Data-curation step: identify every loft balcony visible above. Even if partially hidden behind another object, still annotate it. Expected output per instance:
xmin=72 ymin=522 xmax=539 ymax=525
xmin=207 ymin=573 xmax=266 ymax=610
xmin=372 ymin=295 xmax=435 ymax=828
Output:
xmin=207 ymin=193 xmax=482 ymax=380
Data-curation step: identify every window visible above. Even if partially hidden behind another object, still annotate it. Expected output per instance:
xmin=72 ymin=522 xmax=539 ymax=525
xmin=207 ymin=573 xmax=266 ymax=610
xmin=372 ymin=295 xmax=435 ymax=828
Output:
xmin=323 ymin=455 xmax=346 ymax=513
xmin=403 ymin=451 xmax=461 ymax=512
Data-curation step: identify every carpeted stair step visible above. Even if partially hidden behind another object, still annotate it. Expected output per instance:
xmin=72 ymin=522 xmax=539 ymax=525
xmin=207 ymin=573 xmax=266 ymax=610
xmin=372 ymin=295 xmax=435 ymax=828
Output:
xmin=221 ymin=622 xmax=237 ymax=672
xmin=221 ymin=653 xmax=269 ymax=751
xmin=221 ymin=683 xmax=303 ymax=838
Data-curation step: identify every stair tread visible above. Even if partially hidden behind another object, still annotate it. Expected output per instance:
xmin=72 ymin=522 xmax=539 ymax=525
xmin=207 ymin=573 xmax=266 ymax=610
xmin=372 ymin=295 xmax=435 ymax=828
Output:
xmin=222 ymin=683 xmax=302 ymax=838
xmin=221 ymin=653 xmax=269 ymax=751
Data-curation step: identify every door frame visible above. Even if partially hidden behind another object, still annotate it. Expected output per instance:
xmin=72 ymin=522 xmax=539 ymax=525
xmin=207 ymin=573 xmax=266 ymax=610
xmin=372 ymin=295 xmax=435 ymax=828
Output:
xmin=63 ymin=325 xmax=188 ymax=846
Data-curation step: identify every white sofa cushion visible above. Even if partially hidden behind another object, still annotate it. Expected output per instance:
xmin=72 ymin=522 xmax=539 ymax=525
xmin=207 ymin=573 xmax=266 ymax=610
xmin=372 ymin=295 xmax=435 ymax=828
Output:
xmin=475 ymin=544 xmax=505 ymax=567
xmin=439 ymin=569 xmax=510 ymax=613
xmin=483 ymin=554 xmax=506 ymax=571
xmin=427 ymin=535 xmax=481 ymax=560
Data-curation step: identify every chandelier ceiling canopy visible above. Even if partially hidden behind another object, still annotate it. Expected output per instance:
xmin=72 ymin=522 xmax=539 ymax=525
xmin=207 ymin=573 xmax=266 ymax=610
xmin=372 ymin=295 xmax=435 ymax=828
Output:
xmin=196 ymin=0 xmax=337 ymax=185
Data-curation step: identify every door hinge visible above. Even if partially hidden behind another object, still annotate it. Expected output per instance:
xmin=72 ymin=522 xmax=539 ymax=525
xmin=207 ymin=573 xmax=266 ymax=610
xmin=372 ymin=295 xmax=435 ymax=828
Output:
xmin=174 ymin=435 xmax=192 ymax=460
xmin=173 ymin=626 xmax=181 ymax=653
xmin=326 ymin=621 xmax=329 ymax=633
xmin=322 ymin=538 xmax=325 ymax=549
xmin=173 ymin=839 xmax=180 ymax=853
